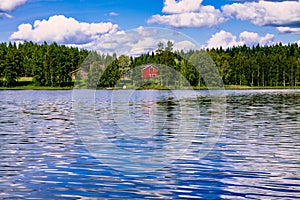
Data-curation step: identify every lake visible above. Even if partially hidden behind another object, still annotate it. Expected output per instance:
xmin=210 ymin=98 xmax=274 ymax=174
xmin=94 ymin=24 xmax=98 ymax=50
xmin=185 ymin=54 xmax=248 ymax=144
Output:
xmin=0 ymin=89 xmax=299 ymax=199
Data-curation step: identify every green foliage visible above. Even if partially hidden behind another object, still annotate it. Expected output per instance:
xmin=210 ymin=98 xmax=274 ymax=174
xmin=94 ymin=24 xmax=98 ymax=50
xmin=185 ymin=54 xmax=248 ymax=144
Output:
xmin=0 ymin=41 xmax=87 ymax=87
xmin=207 ymin=43 xmax=300 ymax=87
xmin=98 ymin=60 xmax=122 ymax=87
xmin=1 ymin=40 xmax=300 ymax=88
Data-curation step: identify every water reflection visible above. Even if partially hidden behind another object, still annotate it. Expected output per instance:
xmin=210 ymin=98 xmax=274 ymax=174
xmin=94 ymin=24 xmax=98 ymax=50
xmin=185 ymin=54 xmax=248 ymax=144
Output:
xmin=0 ymin=90 xmax=299 ymax=199
xmin=219 ymin=90 xmax=300 ymax=198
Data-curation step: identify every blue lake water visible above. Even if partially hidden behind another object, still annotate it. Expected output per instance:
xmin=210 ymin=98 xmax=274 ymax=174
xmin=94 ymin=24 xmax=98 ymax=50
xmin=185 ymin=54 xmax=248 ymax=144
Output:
xmin=0 ymin=90 xmax=299 ymax=199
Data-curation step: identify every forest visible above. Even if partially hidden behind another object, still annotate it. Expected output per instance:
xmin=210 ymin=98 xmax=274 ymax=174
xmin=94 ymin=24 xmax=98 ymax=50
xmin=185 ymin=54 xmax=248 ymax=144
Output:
xmin=0 ymin=41 xmax=300 ymax=88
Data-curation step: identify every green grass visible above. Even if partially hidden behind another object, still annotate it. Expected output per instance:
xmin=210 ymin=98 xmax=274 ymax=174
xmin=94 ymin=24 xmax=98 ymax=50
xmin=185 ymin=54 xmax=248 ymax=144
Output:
xmin=225 ymin=85 xmax=300 ymax=90
xmin=0 ymin=85 xmax=74 ymax=90
xmin=0 ymin=77 xmax=75 ymax=90
xmin=17 ymin=77 xmax=33 ymax=82
xmin=2 ymin=77 xmax=300 ymax=90
xmin=137 ymin=84 xmax=170 ymax=90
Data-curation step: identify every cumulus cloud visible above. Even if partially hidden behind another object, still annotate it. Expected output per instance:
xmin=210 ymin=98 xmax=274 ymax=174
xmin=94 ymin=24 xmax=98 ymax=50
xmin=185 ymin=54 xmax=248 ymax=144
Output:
xmin=0 ymin=0 xmax=27 ymax=19
xmin=222 ymin=0 xmax=300 ymax=27
xmin=10 ymin=15 xmax=119 ymax=44
xmin=127 ymin=37 xmax=169 ymax=56
xmin=204 ymin=30 xmax=275 ymax=49
xmin=173 ymin=40 xmax=196 ymax=51
xmin=239 ymin=31 xmax=275 ymax=47
xmin=148 ymin=0 xmax=226 ymax=28
xmin=101 ymin=26 xmax=196 ymax=56
xmin=80 ymin=27 xmax=199 ymax=56
xmin=0 ymin=0 xmax=27 ymax=11
xmin=204 ymin=30 xmax=241 ymax=49
xmin=150 ymin=0 xmax=300 ymax=29
xmin=277 ymin=26 xmax=300 ymax=34
xmin=61 ymin=27 xmax=158 ymax=55
xmin=148 ymin=9 xmax=226 ymax=28
xmin=162 ymin=0 xmax=203 ymax=14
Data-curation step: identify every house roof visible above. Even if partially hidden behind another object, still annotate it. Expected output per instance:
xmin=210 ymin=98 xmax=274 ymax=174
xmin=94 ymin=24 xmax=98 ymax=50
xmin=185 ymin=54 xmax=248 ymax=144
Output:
xmin=141 ymin=64 xmax=157 ymax=70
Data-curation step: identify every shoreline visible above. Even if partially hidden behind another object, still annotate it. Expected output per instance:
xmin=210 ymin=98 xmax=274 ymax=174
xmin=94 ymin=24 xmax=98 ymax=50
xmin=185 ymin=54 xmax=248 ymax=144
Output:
xmin=2 ymin=85 xmax=300 ymax=90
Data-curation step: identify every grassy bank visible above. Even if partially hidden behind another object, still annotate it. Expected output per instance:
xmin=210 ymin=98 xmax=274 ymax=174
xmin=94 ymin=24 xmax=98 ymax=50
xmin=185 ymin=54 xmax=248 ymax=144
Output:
xmin=2 ymin=78 xmax=300 ymax=91
xmin=2 ymin=85 xmax=300 ymax=90
xmin=224 ymin=85 xmax=300 ymax=90
xmin=0 ymin=85 xmax=74 ymax=90
xmin=0 ymin=77 xmax=74 ymax=90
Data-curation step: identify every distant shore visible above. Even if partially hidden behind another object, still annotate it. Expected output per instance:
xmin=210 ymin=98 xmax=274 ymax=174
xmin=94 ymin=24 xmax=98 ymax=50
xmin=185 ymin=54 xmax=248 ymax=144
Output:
xmin=0 ymin=86 xmax=73 ymax=90
xmin=1 ymin=85 xmax=300 ymax=90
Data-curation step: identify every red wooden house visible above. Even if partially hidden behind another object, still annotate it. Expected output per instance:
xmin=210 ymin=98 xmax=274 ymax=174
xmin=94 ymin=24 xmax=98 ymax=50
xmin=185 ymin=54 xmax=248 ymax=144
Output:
xmin=142 ymin=65 xmax=159 ymax=79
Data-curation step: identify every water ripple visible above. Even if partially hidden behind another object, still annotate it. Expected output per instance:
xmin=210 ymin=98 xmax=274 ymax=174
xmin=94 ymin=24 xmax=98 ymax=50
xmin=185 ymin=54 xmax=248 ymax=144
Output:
xmin=0 ymin=90 xmax=299 ymax=199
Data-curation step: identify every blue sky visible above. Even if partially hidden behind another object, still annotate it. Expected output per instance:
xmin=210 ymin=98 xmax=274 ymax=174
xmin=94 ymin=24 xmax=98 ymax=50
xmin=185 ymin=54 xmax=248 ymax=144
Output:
xmin=0 ymin=0 xmax=300 ymax=53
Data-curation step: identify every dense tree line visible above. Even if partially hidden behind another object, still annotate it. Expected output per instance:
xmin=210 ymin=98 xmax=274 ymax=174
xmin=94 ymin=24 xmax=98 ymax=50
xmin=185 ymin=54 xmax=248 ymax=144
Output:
xmin=85 ymin=41 xmax=202 ymax=88
xmin=0 ymin=41 xmax=88 ymax=87
xmin=207 ymin=43 xmax=300 ymax=87
xmin=0 ymin=41 xmax=300 ymax=87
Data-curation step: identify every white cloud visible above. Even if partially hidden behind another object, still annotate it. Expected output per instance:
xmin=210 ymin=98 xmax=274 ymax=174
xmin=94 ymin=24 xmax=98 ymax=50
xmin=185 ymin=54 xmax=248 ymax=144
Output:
xmin=11 ymin=20 xmax=198 ymax=56
xmin=82 ymin=27 xmax=199 ymax=56
xmin=128 ymin=37 xmax=159 ymax=49
xmin=0 ymin=0 xmax=27 ymax=19
xmin=136 ymin=26 xmax=159 ymax=37
xmin=204 ymin=30 xmax=241 ymax=49
xmin=204 ymin=30 xmax=275 ymax=49
xmin=162 ymin=0 xmax=203 ymax=14
xmin=0 ymin=0 xmax=27 ymax=11
xmin=148 ymin=0 xmax=226 ymax=28
xmin=239 ymin=31 xmax=274 ymax=47
xmin=277 ymin=26 xmax=300 ymax=34
xmin=128 ymin=37 xmax=168 ymax=56
xmin=222 ymin=0 xmax=300 ymax=27
xmin=109 ymin=12 xmax=119 ymax=17
xmin=0 ymin=12 xmax=13 ymax=19
xmin=10 ymin=15 xmax=119 ymax=44
xmin=148 ymin=5 xmax=226 ymax=28
xmin=87 ymin=28 xmax=170 ymax=56
xmin=173 ymin=40 xmax=196 ymax=51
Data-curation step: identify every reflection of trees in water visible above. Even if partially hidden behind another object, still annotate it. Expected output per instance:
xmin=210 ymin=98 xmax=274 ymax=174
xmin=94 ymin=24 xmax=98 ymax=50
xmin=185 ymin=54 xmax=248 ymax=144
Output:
xmin=156 ymin=93 xmax=180 ymax=137
xmin=157 ymin=96 xmax=177 ymax=118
